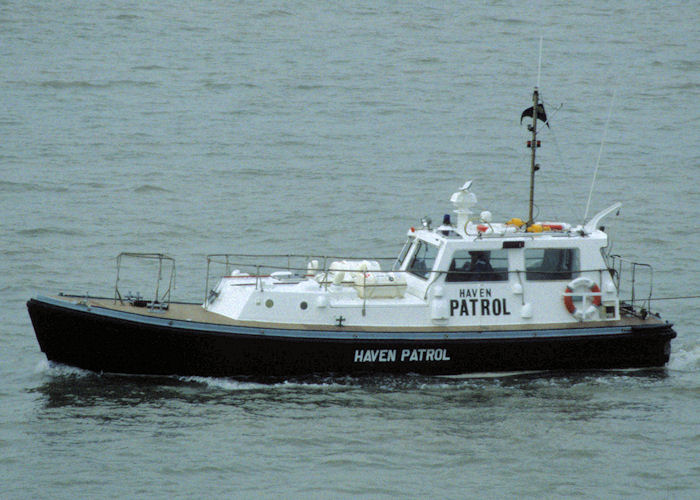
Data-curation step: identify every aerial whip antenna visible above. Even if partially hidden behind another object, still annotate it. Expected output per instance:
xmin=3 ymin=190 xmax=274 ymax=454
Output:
xmin=537 ymin=36 xmax=543 ymax=88
xmin=583 ymin=88 xmax=616 ymax=222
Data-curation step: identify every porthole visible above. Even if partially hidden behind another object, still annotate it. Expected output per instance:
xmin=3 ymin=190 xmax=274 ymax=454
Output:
xmin=300 ymin=301 xmax=308 ymax=310
xmin=265 ymin=299 xmax=274 ymax=308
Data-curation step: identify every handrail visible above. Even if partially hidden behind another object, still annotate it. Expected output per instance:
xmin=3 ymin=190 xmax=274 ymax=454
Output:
xmin=206 ymin=254 xmax=632 ymax=281
xmin=204 ymin=253 xmax=399 ymax=304
xmin=205 ymin=253 xmax=398 ymax=265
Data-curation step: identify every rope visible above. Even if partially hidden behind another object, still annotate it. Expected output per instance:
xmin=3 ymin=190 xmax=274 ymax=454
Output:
xmin=629 ymin=295 xmax=700 ymax=302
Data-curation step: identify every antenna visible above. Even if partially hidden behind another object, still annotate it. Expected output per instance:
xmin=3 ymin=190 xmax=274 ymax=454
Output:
xmin=537 ymin=36 xmax=543 ymax=88
xmin=583 ymin=89 xmax=616 ymax=222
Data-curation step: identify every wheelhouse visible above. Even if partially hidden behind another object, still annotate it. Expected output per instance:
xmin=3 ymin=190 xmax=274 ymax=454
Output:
xmin=393 ymin=203 xmax=618 ymax=326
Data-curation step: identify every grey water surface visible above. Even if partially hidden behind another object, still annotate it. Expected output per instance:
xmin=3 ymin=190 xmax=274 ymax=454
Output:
xmin=2 ymin=1 xmax=699 ymax=498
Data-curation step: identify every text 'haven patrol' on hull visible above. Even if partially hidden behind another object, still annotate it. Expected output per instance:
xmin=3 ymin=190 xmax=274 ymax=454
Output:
xmin=27 ymin=86 xmax=676 ymax=377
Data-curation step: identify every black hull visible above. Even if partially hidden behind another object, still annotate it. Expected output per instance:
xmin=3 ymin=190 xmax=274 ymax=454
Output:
xmin=27 ymin=297 xmax=676 ymax=377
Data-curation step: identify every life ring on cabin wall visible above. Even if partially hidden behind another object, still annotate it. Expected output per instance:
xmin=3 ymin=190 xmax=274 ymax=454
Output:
xmin=563 ymin=277 xmax=602 ymax=320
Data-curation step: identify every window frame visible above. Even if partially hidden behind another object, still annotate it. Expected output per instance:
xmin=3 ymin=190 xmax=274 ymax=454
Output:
xmin=524 ymin=247 xmax=580 ymax=281
xmin=406 ymin=240 xmax=439 ymax=280
xmin=444 ymin=248 xmax=510 ymax=283
xmin=393 ymin=237 xmax=415 ymax=271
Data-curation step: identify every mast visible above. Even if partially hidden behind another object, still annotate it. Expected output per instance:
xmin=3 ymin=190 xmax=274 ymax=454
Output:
xmin=527 ymin=87 xmax=540 ymax=226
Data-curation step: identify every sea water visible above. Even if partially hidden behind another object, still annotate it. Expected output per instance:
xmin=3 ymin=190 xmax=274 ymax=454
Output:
xmin=1 ymin=1 xmax=699 ymax=497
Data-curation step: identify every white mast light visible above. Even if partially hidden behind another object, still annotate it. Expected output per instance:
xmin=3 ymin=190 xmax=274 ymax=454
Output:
xmin=450 ymin=180 xmax=477 ymax=233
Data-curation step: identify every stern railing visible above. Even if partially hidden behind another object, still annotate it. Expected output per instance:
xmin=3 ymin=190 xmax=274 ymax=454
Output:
xmin=607 ymin=254 xmax=654 ymax=317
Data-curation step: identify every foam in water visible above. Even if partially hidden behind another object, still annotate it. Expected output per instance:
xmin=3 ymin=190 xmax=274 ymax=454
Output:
xmin=668 ymin=345 xmax=700 ymax=372
xmin=34 ymin=359 xmax=92 ymax=377
xmin=180 ymin=375 xmax=358 ymax=391
xmin=180 ymin=376 xmax=271 ymax=391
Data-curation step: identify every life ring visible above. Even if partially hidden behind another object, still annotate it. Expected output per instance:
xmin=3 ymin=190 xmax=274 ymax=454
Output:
xmin=563 ymin=277 xmax=602 ymax=320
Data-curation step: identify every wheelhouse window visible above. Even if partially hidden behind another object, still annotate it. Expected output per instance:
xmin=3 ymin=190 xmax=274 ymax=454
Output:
xmin=393 ymin=237 xmax=414 ymax=271
xmin=445 ymin=249 xmax=508 ymax=282
xmin=407 ymin=241 xmax=438 ymax=279
xmin=525 ymin=248 xmax=579 ymax=280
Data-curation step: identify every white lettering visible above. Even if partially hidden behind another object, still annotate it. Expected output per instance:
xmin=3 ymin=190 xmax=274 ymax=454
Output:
xmin=354 ymin=349 xmax=399 ymax=363
xmin=354 ymin=348 xmax=450 ymax=362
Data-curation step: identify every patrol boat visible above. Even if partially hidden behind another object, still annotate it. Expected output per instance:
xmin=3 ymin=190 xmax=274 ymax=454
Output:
xmin=27 ymin=88 xmax=676 ymax=377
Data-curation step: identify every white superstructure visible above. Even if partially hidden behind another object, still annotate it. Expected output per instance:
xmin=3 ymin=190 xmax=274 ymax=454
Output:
xmin=205 ymin=181 xmax=621 ymax=330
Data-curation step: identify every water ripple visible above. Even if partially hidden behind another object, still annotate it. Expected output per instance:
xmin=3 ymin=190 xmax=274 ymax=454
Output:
xmin=16 ymin=227 xmax=85 ymax=237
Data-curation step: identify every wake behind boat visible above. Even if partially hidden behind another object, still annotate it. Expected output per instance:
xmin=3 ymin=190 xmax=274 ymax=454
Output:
xmin=27 ymin=86 xmax=676 ymax=377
